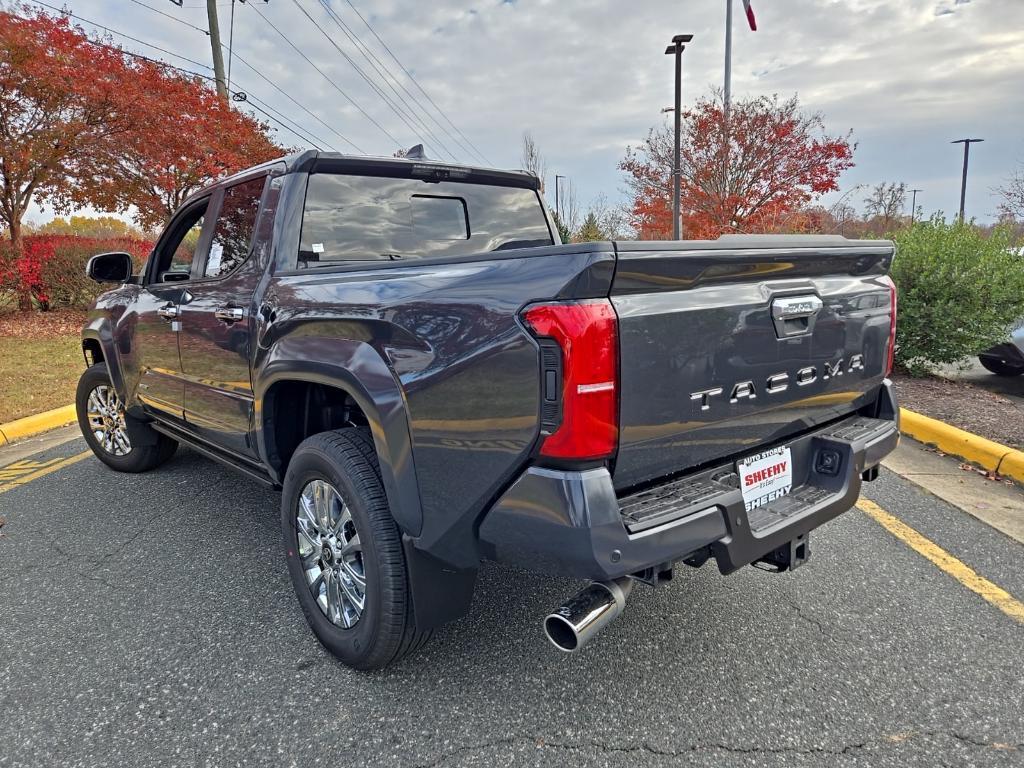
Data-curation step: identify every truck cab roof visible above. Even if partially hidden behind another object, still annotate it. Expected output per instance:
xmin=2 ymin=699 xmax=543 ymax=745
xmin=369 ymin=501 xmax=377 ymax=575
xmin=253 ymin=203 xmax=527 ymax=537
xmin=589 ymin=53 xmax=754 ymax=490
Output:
xmin=206 ymin=150 xmax=540 ymax=197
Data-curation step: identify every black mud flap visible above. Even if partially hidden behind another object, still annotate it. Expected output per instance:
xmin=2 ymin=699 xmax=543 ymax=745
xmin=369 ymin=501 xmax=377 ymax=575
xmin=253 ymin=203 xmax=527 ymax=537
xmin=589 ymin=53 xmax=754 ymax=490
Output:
xmin=755 ymin=533 xmax=811 ymax=573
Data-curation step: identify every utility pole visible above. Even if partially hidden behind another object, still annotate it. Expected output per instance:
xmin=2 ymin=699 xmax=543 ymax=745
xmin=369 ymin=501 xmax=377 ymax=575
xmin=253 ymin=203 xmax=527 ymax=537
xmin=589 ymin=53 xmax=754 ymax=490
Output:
xmin=909 ymin=188 xmax=923 ymax=223
xmin=665 ymin=34 xmax=693 ymax=240
xmin=206 ymin=0 xmax=228 ymax=102
xmin=951 ymin=138 xmax=983 ymax=221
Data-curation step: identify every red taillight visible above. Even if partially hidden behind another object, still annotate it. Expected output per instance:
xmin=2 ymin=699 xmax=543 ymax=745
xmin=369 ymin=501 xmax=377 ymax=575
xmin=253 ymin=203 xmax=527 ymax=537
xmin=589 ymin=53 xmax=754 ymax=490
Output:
xmin=523 ymin=300 xmax=618 ymax=461
xmin=885 ymin=276 xmax=897 ymax=377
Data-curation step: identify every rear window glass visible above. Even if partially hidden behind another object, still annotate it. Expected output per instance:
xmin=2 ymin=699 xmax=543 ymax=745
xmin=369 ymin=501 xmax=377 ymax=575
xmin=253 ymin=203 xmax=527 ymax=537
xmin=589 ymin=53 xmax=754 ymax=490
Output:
xmin=299 ymin=173 xmax=552 ymax=263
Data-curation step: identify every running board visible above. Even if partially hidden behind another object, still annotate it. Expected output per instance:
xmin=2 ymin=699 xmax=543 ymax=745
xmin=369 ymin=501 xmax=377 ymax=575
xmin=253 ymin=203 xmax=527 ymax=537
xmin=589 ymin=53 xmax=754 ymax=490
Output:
xmin=150 ymin=422 xmax=277 ymax=487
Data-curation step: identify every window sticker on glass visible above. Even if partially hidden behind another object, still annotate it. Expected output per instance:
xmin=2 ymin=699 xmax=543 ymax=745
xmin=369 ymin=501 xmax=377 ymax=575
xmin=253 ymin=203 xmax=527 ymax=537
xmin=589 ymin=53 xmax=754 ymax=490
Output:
xmin=312 ymin=243 xmax=325 ymax=254
xmin=207 ymin=241 xmax=223 ymax=274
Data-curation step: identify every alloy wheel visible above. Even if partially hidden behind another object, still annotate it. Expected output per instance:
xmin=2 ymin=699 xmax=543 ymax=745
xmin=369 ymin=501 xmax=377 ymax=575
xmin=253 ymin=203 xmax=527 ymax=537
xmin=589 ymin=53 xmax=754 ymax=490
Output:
xmin=296 ymin=479 xmax=366 ymax=628
xmin=86 ymin=384 xmax=132 ymax=456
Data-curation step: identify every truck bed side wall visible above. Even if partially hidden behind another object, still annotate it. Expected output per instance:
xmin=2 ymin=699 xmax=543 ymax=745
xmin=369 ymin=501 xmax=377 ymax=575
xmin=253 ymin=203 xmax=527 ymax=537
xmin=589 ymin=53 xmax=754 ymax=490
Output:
xmin=255 ymin=246 xmax=615 ymax=568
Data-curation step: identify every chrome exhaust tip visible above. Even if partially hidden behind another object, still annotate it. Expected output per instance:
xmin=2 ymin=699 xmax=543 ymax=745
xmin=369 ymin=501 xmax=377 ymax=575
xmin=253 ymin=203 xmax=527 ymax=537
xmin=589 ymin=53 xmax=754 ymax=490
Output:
xmin=543 ymin=577 xmax=634 ymax=652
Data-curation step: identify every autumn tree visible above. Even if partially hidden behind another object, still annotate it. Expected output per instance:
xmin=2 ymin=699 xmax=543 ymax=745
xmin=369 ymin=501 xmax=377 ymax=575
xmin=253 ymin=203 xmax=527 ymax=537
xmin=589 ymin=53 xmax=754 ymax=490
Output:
xmin=0 ymin=8 xmax=137 ymax=306
xmin=620 ymin=94 xmax=854 ymax=239
xmin=38 ymin=215 xmax=142 ymax=239
xmin=77 ymin=60 xmax=281 ymax=230
xmin=2 ymin=9 xmax=281 ymax=245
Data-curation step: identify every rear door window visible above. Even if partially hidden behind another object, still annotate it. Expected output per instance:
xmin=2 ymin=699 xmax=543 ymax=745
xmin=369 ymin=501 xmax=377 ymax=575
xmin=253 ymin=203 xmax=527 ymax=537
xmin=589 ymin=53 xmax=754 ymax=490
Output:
xmin=299 ymin=173 xmax=552 ymax=263
xmin=204 ymin=177 xmax=266 ymax=278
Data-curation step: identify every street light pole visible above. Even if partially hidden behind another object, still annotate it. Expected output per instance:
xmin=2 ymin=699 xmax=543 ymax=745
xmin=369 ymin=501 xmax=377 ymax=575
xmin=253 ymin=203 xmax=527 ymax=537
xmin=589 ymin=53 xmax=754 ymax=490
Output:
xmin=910 ymin=188 xmax=923 ymax=223
xmin=665 ymin=34 xmax=693 ymax=241
xmin=951 ymin=138 xmax=983 ymax=221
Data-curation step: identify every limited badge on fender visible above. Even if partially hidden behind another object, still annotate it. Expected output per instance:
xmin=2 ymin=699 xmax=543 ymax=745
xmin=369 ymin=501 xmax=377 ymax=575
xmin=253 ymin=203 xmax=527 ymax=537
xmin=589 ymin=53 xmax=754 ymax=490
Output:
xmin=738 ymin=445 xmax=793 ymax=512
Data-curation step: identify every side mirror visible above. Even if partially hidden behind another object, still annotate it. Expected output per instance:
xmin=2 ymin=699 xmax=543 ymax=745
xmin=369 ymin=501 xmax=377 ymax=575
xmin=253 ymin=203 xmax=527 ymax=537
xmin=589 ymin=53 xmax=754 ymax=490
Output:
xmin=86 ymin=252 xmax=133 ymax=284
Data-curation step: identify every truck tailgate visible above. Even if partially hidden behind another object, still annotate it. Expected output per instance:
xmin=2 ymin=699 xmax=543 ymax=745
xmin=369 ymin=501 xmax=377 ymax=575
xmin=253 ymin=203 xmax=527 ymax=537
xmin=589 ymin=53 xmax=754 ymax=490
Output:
xmin=609 ymin=236 xmax=895 ymax=491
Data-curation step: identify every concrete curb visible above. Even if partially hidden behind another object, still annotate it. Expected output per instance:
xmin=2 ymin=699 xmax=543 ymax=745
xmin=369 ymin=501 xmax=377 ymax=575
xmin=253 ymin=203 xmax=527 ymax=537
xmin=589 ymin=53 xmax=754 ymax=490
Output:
xmin=2 ymin=401 xmax=1021 ymax=486
xmin=0 ymin=405 xmax=77 ymax=446
xmin=899 ymin=407 xmax=1024 ymax=483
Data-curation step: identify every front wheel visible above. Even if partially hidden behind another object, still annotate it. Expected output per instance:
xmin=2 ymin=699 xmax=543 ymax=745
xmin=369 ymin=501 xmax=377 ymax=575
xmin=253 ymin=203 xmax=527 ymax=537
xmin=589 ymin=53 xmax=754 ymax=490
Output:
xmin=281 ymin=428 xmax=430 ymax=670
xmin=76 ymin=363 xmax=177 ymax=472
xmin=979 ymin=356 xmax=1024 ymax=377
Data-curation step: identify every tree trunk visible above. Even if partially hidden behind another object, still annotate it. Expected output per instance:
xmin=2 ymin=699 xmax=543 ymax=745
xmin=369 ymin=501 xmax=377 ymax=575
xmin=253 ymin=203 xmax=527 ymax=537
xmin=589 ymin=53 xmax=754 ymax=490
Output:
xmin=7 ymin=219 xmax=33 ymax=312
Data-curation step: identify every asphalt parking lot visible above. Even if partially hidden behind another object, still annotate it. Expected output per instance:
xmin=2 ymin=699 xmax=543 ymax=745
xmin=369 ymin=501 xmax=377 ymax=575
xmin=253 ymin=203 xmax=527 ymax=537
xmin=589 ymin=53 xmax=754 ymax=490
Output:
xmin=1 ymin=433 xmax=1022 ymax=768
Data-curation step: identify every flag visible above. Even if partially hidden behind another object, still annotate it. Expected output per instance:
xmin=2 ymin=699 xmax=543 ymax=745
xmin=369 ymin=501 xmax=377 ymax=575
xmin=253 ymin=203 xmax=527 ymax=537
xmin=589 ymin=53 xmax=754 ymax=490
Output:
xmin=741 ymin=0 xmax=757 ymax=31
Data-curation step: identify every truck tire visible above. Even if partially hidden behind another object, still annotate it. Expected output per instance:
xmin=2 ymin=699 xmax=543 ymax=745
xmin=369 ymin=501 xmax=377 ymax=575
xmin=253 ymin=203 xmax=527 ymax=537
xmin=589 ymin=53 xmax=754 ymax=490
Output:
xmin=76 ymin=363 xmax=178 ymax=472
xmin=979 ymin=356 xmax=1024 ymax=377
xmin=281 ymin=428 xmax=430 ymax=670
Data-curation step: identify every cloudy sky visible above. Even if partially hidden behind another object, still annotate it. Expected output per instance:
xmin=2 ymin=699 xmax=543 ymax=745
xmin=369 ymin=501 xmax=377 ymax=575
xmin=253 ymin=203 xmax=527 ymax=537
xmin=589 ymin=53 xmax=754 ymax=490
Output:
xmin=25 ymin=0 xmax=1024 ymax=225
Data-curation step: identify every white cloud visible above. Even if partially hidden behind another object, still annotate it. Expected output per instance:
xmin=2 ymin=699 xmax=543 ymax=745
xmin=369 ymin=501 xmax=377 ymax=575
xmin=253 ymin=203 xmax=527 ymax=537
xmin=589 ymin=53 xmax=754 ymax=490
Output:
xmin=27 ymin=0 xmax=1024 ymax=224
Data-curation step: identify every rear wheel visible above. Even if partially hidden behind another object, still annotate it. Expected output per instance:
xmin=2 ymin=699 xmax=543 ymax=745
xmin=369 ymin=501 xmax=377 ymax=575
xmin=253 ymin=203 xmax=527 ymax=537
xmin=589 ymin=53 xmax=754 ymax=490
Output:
xmin=281 ymin=428 xmax=430 ymax=670
xmin=76 ymin=363 xmax=177 ymax=472
xmin=979 ymin=356 xmax=1024 ymax=376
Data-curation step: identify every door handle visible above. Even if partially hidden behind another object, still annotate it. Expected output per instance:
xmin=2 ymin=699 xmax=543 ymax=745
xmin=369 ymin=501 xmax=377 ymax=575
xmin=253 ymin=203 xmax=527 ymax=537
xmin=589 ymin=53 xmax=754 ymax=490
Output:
xmin=157 ymin=304 xmax=179 ymax=320
xmin=215 ymin=306 xmax=245 ymax=323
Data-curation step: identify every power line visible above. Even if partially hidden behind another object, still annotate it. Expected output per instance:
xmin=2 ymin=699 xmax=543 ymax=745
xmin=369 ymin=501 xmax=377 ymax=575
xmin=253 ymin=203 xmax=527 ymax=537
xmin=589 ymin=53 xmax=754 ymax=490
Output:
xmin=227 ymin=50 xmax=365 ymax=153
xmin=127 ymin=0 xmax=209 ymax=35
xmin=32 ymin=0 xmax=214 ymax=72
xmin=322 ymin=0 xmax=484 ymax=163
xmin=341 ymin=0 xmax=491 ymax=165
xmin=318 ymin=1 xmax=473 ymax=162
xmin=239 ymin=92 xmax=331 ymax=150
xmin=306 ymin=0 xmax=459 ymax=161
xmin=287 ymin=0 xmax=443 ymax=158
xmin=121 ymin=0 xmax=365 ymax=152
xmin=25 ymin=2 xmax=327 ymax=151
xmin=245 ymin=0 xmax=403 ymax=148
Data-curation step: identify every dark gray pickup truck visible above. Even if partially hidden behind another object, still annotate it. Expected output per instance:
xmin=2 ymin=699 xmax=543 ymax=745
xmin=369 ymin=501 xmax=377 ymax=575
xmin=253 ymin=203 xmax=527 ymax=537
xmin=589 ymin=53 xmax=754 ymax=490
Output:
xmin=78 ymin=151 xmax=899 ymax=669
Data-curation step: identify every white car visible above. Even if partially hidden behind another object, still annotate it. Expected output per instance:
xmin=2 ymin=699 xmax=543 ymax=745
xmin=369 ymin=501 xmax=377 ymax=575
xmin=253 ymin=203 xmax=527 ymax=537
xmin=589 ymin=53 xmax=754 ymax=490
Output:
xmin=979 ymin=322 xmax=1024 ymax=376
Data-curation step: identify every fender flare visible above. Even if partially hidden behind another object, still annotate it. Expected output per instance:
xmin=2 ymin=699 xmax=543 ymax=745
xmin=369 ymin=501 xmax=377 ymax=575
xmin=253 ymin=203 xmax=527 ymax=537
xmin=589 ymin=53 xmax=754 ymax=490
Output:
xmin=255 ymin=337 xmax=424 ymax=537
xmin=81 ymin=320 xmax=127 ymax=401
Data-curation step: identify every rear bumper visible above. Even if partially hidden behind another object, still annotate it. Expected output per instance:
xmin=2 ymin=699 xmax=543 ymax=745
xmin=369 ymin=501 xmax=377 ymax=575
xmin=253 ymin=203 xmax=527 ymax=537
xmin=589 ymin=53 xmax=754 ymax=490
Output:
xmin=479 ymin=381 xmax=899 ymax=580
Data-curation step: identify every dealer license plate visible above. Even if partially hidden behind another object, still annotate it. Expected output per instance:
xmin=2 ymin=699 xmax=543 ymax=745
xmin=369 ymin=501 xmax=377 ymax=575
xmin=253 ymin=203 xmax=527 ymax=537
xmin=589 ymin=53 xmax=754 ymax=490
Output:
xmin=738 ymin=445 xmax=793 ymax=512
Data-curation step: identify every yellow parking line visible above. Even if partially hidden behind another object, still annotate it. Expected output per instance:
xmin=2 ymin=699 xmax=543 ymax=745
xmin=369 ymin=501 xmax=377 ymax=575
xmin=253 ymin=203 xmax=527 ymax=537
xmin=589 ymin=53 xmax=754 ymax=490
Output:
xmin=858 ymin=498 xmax=1024 ymax=624
xmin=0 ymin=450 xmax=92 ymax=495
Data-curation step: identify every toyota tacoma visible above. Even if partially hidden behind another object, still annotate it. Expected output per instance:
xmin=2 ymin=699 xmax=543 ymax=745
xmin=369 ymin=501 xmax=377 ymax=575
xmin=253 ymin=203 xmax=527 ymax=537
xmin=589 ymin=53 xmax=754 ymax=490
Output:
xmin=77 ymin=151 xmax=899 ymax=669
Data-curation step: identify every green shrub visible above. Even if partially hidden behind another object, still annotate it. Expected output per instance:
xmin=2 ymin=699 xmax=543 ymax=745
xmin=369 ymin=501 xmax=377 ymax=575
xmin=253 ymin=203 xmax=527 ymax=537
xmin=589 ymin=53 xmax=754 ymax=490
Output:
xmin=891 ymin=218 xmax=1024 ymax=375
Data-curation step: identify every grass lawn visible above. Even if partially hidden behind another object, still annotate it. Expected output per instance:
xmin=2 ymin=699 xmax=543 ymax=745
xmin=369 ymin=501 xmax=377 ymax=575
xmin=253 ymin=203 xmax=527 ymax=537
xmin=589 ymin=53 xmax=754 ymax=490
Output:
xmin=0 ymin=311 xmax=85 ymax=424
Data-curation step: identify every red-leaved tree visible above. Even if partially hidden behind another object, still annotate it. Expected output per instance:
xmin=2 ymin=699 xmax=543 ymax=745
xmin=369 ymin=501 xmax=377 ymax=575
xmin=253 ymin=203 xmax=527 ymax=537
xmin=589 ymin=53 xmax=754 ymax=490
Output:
xmin=0 ymin=8 xmax=136 ymax=306
xmin=0 ymin=7 xmax=283 ymax=307
xmin=77 ymin=59 xmax=282 ymax=231
xmin=620 ymin=94 xmax=855 ymax=239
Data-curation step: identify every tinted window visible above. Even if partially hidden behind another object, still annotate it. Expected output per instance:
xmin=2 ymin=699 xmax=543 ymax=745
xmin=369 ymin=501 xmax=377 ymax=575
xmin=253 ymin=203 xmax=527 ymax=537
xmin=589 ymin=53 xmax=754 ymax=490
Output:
xmin=299 ymin=173 xmax=552 ymax=263
xmin=205 ymin=177 xmax=265 ymax=278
